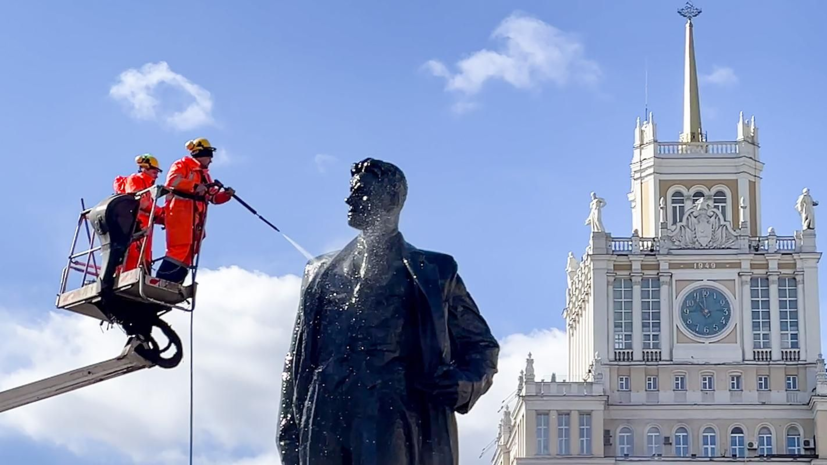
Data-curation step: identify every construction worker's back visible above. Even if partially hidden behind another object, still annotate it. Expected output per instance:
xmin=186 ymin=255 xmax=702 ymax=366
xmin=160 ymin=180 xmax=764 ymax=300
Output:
xmin=114 ymin=155 xmax=165 ymax=272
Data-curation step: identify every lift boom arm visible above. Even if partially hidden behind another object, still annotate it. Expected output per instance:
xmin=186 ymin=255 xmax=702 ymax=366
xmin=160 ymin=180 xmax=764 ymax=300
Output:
xmin=0 ymin=338 xmax=155 ymax=414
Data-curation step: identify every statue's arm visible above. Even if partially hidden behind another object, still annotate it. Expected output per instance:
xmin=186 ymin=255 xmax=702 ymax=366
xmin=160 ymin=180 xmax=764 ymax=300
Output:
xmin=276 ymin=264 xmax=315 ymax=464
xmin=444 ymin=270 xmax=500 ymax=414
xmin=276 ymin=307 xmax=304 ymax=464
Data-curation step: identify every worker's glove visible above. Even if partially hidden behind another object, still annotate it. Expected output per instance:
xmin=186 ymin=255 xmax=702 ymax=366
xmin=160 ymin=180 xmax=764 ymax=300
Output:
xmin=223 ymin=187 xmax=236 ymax=197
xmin=194 ymin=184 xmax=208 ymax=195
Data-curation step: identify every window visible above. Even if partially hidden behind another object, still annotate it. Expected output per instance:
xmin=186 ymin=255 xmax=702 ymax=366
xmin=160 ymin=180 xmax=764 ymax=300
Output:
xmin=751 ymin=277 xmax=771 ymax=349
xmin=786 ymin=426 xmax=802 ymax=455
xmin=730 ymin=427 xmax=745 ymax=457
xmin=675 ymin=427 xmax=690 ymax=457
xmin=646 ymin=376 xmax=659 ymax=391
xmin=713 ymin=190 xmax=728 ymax=220
xmin=558 ymin=413 xmax=570 ymax=455
xmin=758 ymin=375 xmax=770 ymax=391
xmin=579 ymin=413 xmax=592 ymax=455
xmin=702 ymin=427 xmax=717 ymax=457
xmin=614 ymin=279 xmax=633 ymax=350
xmin=779 ymin=278 xmax=799 ymax=349
xmin=642 ymin=278 xmax=661 ymax=349
xmin=692 ymin=191 xmax=705 ymax=204
xmin=786 ymin=375 xmax=799 ymax=391
xmin=701 ymin=374 xmax=715 ymax=391
xmin=674 ymin=374 xmax=687 ymax=391
xmin=618 ymin=427 xmax=633 ymax=457
xmin=647 ymin=427 xmax=662 ymax=456
xmin=758 ymin=427 xmax=773 ymax=456
xmin=618 ymin=376 xmax=630 ymax=391
xmin=729 ymin=374 xmax=742 ymax=391
xmin=671 ymin=191 xmax=686 ymax=225
xmin=536 ymin=413 xmax=549 ymax=455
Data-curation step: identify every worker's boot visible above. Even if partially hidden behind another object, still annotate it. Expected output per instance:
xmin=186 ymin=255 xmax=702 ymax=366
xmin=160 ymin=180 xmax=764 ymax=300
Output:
xmin=156 ymin=259 xmax=188 ymax=284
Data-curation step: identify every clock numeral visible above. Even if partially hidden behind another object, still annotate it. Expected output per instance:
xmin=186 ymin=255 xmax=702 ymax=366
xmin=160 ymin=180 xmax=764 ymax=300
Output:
xmin=723 ymin=309 xmax=729 ymax=316
xmin=683 ymin=308 xmax=690 ymax=314
xmin=720 ymin=299 xmax=726 ymax=306
xmin=704 ymin=326 xmax=710 ymax=334
xmin=702 ymin=290 xmax=710 ymax=298
xmin=687 ymin=300 xmax=695 ymax=307
xmin=721 ymin=317 xmax=726 ymax=324
xmin=713 ymin=324 xmax=719 ymax=331
xmin=696 ymin=325 xmax=701 ymax=332
xmin=687 ymin=319 xmax=693 ymax=325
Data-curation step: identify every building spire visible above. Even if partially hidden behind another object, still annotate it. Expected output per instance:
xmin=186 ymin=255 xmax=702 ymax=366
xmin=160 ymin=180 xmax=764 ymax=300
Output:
xmin=678 ymin=2 xmax=703 ymax=143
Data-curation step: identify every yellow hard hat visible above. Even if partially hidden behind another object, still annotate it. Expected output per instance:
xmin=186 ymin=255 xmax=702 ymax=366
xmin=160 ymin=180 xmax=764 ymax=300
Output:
xmin=185 ymin=138 xmax=217 ymax=156
xmin=135 ymin=153 xmax=162 ymax=172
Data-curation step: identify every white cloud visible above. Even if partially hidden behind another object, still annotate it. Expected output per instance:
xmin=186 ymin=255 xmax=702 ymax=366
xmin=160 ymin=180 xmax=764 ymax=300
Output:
xmin=313 ymin=153 xmax=339 ymax=174
xmin=702 ymin=66 xmax=739 ymax=86
xmin=451 ymin=101 xmax=481 ymax=115
xmin=109 ymin=61 xmax=215 ymax=131
xmin=424 ymin=11 xmax=601 ymax=111
xmin=0 ymin=265 xmax=567 ymax=465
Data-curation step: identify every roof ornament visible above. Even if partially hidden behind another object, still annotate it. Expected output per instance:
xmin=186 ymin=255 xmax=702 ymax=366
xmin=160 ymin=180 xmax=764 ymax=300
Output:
xmin=678 ymin=1 xmax=702 ymax=21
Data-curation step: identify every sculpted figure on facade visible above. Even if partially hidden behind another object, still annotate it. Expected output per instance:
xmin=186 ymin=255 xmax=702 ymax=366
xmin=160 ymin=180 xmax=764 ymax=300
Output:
xmin=566 ymin=252 xmax=579 ymax=290
xmin=795 ymin=187 xmax=818 ymax=230
xmin=585 ymin=192 xmax=606 ymax=232
xmin=664 ymin=193 xmax=738 ymax=249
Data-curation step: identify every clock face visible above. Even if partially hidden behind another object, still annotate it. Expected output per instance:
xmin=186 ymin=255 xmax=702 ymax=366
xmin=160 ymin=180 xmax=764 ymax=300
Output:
xmin=680 ymin=286 xmax=732 ymax=337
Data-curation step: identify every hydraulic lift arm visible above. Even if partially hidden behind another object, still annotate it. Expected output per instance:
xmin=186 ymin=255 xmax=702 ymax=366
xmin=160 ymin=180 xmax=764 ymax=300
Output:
xmin=0 ymin=337 xmax=155 ymax=414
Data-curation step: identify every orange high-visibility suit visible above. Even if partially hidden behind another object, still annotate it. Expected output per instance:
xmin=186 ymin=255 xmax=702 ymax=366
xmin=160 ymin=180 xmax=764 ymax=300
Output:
xmin=113 ymin=172 xmax=164 ymax=271
xmin=162 ymin=156 xmax=231 ymax=268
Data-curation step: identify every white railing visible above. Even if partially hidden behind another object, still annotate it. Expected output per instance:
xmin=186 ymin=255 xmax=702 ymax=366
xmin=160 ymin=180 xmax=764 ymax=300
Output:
xmin=606 ymin=235 xmax=799 ymax=255
xmin=615 ymin=349 xmax=633 ymax=362
xmin=749 ymin=235 xmax=799 ymax=253
xmin=782 ymin=348 xmax=801 ymax=362
xmin=533 ymin=381 xmax=603 ymax=396
xmin=656 ymin=141 xmax=740 ymax=155
xmin=643 ymin=349 xmax=662 ymax=362
xmin=753 ymin=348 xmax=772 ymax=362
xmin=610 ymin=237 xmax=659 ymax=254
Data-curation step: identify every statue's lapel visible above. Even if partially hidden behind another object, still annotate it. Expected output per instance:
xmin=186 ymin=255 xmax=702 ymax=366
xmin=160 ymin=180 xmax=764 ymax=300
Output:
xmin=403 ymin=245 xmax=449 ymax=366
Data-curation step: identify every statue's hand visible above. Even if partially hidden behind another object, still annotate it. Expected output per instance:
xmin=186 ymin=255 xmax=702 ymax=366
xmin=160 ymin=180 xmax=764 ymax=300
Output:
xmin=416 ymin=366 xmax=462 ymax=408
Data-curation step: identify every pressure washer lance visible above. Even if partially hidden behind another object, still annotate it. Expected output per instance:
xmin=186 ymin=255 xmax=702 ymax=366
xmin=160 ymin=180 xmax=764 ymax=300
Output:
xmin=210 ymin=179 xmax=280 ymax=232
xmin=209 ymin=180 xmax=314 ymax=260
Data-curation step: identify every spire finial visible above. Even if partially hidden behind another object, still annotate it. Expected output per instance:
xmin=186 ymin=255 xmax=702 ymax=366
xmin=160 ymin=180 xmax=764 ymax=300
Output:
xmin=679 ymin=2 xmax=703 ymax=143
xmin=678 ymin=2 xmax=702 ymax=22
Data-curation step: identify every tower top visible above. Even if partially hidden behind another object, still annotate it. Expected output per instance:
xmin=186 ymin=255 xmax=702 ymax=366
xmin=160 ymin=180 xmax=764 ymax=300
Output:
xmin=679 ymin=2 xmax=704 ymax=143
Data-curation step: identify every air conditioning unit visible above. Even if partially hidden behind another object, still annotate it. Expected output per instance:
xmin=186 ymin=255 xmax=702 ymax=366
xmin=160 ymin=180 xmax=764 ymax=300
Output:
xmin=803 ymin=439 xmax=814 ymax=449
xmin=663 ymin=436 xmax=672 ymax=445
xmin=604 ymin=430 xmax=612 ymax=446
xmin=747 ymin=442 xmax=757 ymax=450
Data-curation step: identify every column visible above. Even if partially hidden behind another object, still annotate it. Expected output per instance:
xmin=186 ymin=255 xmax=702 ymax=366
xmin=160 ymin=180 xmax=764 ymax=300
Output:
xmin=768 ymin=273 xmax=782 ymax=361
xmin=607 ymin=274 xmax=616 ymax=361
xmin=796 ymin=271 xmax=807 ymax=361
xmin=803 ymin=262 xmax=821 ymax=363
xmin=740 ymin=272 xmax=754 ymax=360
xmin=571 ymin=411 xmax=581 ymax=456
xmin=593 ymin=410 xmax=605 ymax=458
xmin=632 ymin=274 xmax=643 ymax=361
xmin=659 ymin=273 xmax=672 ymax=360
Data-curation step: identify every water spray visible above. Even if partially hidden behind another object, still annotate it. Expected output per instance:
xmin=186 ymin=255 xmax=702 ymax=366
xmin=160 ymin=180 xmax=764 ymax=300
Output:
xmin=211 ymin=179 xmax=314 ymax=260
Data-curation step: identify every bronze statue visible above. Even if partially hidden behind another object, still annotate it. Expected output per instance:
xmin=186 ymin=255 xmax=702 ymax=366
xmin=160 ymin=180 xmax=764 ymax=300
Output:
xmin=277 ymin=158 xmax=499 ymax=464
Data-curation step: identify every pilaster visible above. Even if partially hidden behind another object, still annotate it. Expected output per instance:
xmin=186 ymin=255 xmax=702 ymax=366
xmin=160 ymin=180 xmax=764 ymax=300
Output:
xmin=796 ymin=270 xmax=807 ymax=361
xmin=768 ymin=273 xmax=781 ymax=361
xmin=740 ymin=272 xmax=753 ymax=361
xmin=632 ymin=274 xmax=643 ymax=361
xmin=803 ymin=260 xmax=822 ymax=363
xmin=571 ymin=411 xmax=581 ymax=456
xmin=607 ymin=273 xmax=616 ymax=361
xmin=659 ymin=273 xmax=672 ymax=360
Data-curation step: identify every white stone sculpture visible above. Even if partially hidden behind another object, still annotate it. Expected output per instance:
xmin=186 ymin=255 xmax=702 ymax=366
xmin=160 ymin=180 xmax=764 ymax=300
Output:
xmin=664 ymin=193 xmax=739 ymax=249
xmin=659 ymin=197 xmax=667 ymax=224
xmin=566 ymin=252 xmax=579 ymax=287
xmin=525 ymin=353 xmax=535 ymax=381
xmin=795 ymin=188 xmax=818 ymax=230
xmin=585 ymin=192 xmax=606 ymax=232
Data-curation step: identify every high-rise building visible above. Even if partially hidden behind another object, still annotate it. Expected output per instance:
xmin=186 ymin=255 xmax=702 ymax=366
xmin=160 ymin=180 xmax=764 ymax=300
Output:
xmin=492 ymin=3 xmax=827 ymax=464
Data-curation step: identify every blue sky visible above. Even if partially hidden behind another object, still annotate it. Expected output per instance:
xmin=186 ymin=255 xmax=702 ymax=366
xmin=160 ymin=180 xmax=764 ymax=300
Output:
xmin=1 ymin=1 xmax=827 ymax=464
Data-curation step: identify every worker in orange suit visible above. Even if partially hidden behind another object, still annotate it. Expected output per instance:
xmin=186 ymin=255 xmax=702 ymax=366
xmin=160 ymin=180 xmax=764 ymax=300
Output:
xmin=113 ymin=154 xmax=165 ymax=273
xmin=156 ymin=138 xmax=234 ymax=284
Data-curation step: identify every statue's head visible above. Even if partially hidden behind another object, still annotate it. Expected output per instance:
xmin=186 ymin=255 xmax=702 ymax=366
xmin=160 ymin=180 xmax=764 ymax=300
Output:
xmin=803 ymin=188 xmax=810 ymax=195
xmin=346 ymin=157 xmax=408 ymax=231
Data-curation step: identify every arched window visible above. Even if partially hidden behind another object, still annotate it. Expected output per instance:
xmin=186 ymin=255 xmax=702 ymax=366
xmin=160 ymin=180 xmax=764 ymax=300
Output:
xmin=675 ymin=427 xmax=690 ymax=457
xmin=786 ymin=426 xmax=802 ymax=455
xmin=618 ymin=427 xmax=633 ymax=457
xmin=671 ymin=191 xmax=686 ymax=225
xmin=758 ymin=427 xmax=773 ymax=456
xmin=692 ymin=191 xmax=705 ymax=205
xmin=713 ymin=190 xmax=728 ymax=220
xmin=647 ymin=427 xmax=662 ymax=456
xmin=730 ymin=427 xmax=745 ymax=457
xmin=702 ymin=427 xmax=717 ymax=457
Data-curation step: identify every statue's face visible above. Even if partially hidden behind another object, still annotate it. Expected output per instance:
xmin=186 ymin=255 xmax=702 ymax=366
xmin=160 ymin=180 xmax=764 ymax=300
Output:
xmin=346 ymin=171 xmax=396 ymax=230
